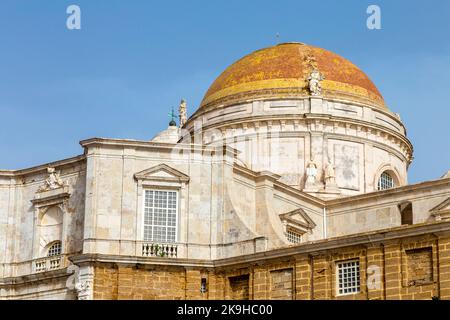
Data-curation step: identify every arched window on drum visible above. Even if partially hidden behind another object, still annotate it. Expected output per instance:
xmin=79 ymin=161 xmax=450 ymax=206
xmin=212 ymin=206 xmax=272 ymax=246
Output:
xmin=377 ymin=171 xmax=395 ymax=190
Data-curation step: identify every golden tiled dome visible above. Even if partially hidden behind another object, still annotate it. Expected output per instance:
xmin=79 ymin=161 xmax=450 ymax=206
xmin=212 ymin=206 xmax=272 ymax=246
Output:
xmin=199 ymin=42 xmax=386 ymax=111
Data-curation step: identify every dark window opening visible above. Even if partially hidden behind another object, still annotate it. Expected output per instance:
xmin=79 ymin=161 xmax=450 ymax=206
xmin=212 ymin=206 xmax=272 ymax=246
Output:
xmin=200 ymin=278 xmax=208 ymax=293
xmin=399 ymin=202 xmax=413 ymax=225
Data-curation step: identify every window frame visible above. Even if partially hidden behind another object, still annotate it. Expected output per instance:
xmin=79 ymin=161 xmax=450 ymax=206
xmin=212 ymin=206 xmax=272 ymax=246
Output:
xmin=47 ymin=241 xmax=62 ymax=257
xmin=285 ymin=229 xmax=303 ymax=244
xmin=335 ymin=259 xmax=361 ymax=296
xmin=377 ymin=171 xmax=395 ymax=190
xmin=142 ymin=188 xmax=179 ymax=243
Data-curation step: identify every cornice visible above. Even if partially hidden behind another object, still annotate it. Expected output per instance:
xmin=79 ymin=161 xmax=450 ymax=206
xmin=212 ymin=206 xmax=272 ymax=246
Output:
xmin=187 ymin=113 xmax=413 ymax=157
xmin=233 ymin=164 xmax=281 ymax=182
xmin=194 ymin=88 xmax=387 ymax=119
xmin=0 ymin=268 xmax=69 ymax=286
xmin=68 ymin=221 xmax=450 ymax=270
xmin=273 ymin=182 xmax=325 ymax=207
xmin=69 ymin=253 xmax=214 ymax=268
xmin=0 ymin=154 xmax=86 ymax=178
xmin=325 ymin=177 xmax=450 ymax=208
xmin=213 ymin=220 xmax=450 ymax=267
xmin=80 ymin=137 xmax=240 ymax=158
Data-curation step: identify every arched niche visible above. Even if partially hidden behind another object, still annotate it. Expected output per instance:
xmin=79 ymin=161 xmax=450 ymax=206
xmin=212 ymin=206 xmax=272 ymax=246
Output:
xmin=31 ymin=187 xmax=70 ymax=259
xmin=38 ymin=206 xmax=63 ymax=257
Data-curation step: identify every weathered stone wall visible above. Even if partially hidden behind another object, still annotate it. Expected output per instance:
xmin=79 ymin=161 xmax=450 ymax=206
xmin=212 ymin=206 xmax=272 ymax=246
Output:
xmin=94 ymin=264 xmax=187 ymax=300
xmin=0 ymin=270 xmax=75 ymax=300
xmin=0 ymin=158 xmax=86 ymax=278
xmin=228 ymin=275 xmax=250 ymax=300
xmin=187 ymin=97 xmax=412 ymax=197
xmin=91 ymin=232 xmax=450 ymax=300
xmin=269 ymin=268 xmax=293 ymax=299
xmin=327 ymin=179 xmax=450 ymax=238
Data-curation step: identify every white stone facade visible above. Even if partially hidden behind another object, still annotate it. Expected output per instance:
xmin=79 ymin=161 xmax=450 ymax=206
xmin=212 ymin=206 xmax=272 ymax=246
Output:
xmin=186 ymin=96 xmax=412 ymax=197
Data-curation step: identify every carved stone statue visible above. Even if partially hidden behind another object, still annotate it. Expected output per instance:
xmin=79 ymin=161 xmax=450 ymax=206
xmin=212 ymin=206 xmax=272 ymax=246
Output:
xmin=308 ymin=69 xmax=325 ymax=96
xmin=38 ymin=167 xmax=66 ymax=192
xmin=305 ymin=160 xmax=318 ymax=185
xmin=179 ymin=99 xmax=187 ymax=128
xmin=324 ymin=159 xmax=336 ymax=186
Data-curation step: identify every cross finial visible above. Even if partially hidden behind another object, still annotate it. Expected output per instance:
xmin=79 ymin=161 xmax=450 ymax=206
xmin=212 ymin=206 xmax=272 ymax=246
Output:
xmin=168 ymin=107 xmax=177 ymax=127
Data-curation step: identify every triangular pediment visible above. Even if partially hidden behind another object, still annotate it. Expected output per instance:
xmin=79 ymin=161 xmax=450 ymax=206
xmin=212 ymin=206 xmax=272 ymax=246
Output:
xmin=134 ymin=164 xmax=189 ymax=183
xmin=430 ymin=197 xmax=450 ymax=215
xmin=280 ymin=208 xmax=316 ymax=230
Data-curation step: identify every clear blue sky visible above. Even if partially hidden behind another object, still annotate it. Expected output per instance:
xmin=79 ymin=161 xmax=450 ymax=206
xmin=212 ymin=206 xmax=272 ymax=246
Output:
xmin=0 ymin=0 xmax=448 ymax=184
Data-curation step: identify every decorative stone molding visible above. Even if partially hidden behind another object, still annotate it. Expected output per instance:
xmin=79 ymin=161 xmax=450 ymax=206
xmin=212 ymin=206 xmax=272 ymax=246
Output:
xmin=75 ymin=280 xmax=93 ymax=300
xmin=134 ymin=163 xmax=190 ymax=185
xmin=75 ymin=265 xmax=94 ymax=300
xmin=67 ymin=221 xmax=450 ymax=270
xmin=37 ymin=167 xmax=67 ymax=193
xmin=31 ymin=185 xmax=70 ymax=233
xmin=31 ymin=173 xmax=71 ymax=261
xmin=373 ymin=164 xmax=403 ymax=189
xmin=279 ymin=208 xmax=316 ymax=235
xmin=33 ymin=167 xmax=70 ymax=210
xmin=32 ymin=186 xmax=70 ymax=208
xmin=430 ymin=197 xmax=450 ymax=221
xmin=134 ymin=164 xmax=190 ymax=244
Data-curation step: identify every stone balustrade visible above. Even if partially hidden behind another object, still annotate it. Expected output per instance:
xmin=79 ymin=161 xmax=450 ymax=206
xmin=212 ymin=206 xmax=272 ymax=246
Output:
xmin=33 ymin=255 xmax=65 ymax=273
xmin=141 ymin=243 xmax=178 ymax=258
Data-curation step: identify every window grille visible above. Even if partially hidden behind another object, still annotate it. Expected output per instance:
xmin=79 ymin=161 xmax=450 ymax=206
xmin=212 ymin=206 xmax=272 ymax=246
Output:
xmin=377 ymin=172 xmax=394 ymax=190
xmin=336 ymin=260 xmax=360 ymax=295
xmin=286 ymin=230 xmax=302 ymax=244
xmin=144 ymin=190 xmax=178 ymax=243
xmin=47 ymin=241 xmax=62 ymax=257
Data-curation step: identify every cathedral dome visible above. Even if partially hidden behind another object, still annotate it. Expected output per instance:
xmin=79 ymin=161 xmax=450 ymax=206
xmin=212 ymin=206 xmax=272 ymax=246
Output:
xmin=198 ymin=42 xmax=386 ymax=113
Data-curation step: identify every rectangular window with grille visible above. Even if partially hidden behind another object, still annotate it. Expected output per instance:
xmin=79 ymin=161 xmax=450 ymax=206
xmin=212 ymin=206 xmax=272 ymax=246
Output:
xmin=143 ymin=189 xmax=178 ymax=243
xmin=286 ymin=230 xmax=302 ymax=244
xmin=336 ymin=259 xmax=360 ymax=295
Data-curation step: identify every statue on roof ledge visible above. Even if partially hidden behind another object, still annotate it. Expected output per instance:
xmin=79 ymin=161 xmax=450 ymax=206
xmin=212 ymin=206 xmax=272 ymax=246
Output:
xmin=179 ymin=99 xmax=187 ymax=128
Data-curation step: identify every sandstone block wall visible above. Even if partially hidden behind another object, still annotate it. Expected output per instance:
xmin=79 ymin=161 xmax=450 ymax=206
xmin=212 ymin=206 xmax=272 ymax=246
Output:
xmin=92 ymin=233 xmax=450 ymax=300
